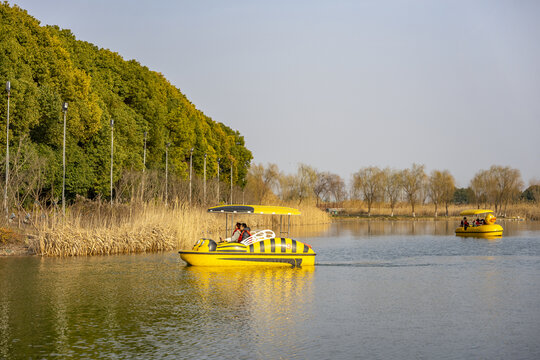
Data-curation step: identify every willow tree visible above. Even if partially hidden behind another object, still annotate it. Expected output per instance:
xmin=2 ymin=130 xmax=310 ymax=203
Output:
xmin=296 ymin=164 xmax=318 ymax=204
xmin=382 ymin=168 xmax=402 ymax=217
xmin=470 ymin=170 xmax=490 ymax=209
xmin=428 ymin=169 xmax=455 ymax=217
xmin=327 ymin=174 xmax=347 ymax=205
xmin=246 ymin=163 xmax=279 ymax=203
xmin=353 ymin=166 xmax=384 ymax=216
xmin=312 ymin=171 xmax=332 ymax=207
xmin=490 ymin=165 xmax=523 ymax=215
xmin=470 ymin=166 xmax=523 ymax=214
xmin=401 ymin=164 xmax=426 ymax=217
xmin=441 ymin=172 xmax=456 ymax=216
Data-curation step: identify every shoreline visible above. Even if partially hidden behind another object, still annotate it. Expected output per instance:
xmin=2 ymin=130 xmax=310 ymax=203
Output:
xmin=0 ymin=243 xmax=33 ymax=256
xmin=1 ymin=215 xmax=533 ymax=258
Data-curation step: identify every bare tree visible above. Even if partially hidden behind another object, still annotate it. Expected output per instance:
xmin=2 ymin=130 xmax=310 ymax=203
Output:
xmin=352 ymin=166 xmax=383 ymax=216
xmin=419 ymin=175 xmax=430 ymax=205
xmin=470 ymin=169 xmax=490 ymax=208
xmin=489 ymin=165 xmax=523 ymax=215
xmin=471 ymin=166 xmax=523 ymax=214
xmin=441 ymin=171 xmax=455 ymax=216
xmin=277 ymin=173 xmax=298 ymax=201
xmin=275 ymin=164 xmax=323 ymax=204
xmin=428 ymin=170 xmax=455 ymax=217
xmin=313 ymin=171 xmax=331 ymax=207
xmin=401 ymin=164 xmax=426 ymax=217
xmin=382 ymin=168 xmax=402 ymax=217
xmin=327 ymin=174 xmax=346 ymax=205
xmin=246 ymin=163 xmax=279 ymax=203
xmin=297 ymin=164 xmax=317 ymax=203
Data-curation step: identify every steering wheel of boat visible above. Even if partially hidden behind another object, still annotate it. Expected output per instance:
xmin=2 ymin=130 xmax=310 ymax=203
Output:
xmin=241 ymin=230 xmax=276 ymax=245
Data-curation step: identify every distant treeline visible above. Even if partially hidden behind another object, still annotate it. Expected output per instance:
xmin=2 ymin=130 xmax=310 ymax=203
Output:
xmin=0 ymin=4 xmax=252 ymax=211
xmin=246 ymin=163 xmax=540 ymax=217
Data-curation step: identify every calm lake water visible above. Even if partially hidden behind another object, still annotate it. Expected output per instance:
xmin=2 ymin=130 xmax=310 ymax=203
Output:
xmin=1 ymin=220 xmax=539 ymax=359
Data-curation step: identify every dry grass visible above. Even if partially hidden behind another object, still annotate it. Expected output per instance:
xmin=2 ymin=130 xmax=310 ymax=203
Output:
xmin=500 ymin=203 xmax=540 ymax=221
xmin=27 ymin=203 xmax=217 ymax=256
xmin=23 ymin=200 xmax=330 ymax=256
xmin=0 ymin=227 xmax=23 ymax=245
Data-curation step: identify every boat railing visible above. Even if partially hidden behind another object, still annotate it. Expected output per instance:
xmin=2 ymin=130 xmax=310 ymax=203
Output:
xmin=241 ymin=229 xmax=276 ymax=245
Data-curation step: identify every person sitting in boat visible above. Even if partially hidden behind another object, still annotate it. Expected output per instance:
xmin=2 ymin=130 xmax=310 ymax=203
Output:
xmin=461 ymin=217 xmax=469 ymax=230
xmin=219 ymin=222 xmax=241 ymax=242
xmin=475 ymin=218 xmax=481 ymax=226
xmin=239 ymin=223 xmax=251 ymax=242
xmin=229 ymin=222 xmax=242 ymax=242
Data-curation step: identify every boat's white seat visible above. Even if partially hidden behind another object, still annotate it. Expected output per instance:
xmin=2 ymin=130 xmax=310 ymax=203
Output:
xmin=241 ymin=230 xmax=276 ymax=245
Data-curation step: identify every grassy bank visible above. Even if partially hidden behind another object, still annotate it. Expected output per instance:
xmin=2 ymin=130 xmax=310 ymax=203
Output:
xmin=3 ymin=201 xmax=330 ymax=256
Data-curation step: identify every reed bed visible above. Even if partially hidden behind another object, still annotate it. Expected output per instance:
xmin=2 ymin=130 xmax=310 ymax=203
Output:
xmin=28 ymin=204 xmax=217 ymax=256
xmin=24 ymin=201 xmax=330 ymax=256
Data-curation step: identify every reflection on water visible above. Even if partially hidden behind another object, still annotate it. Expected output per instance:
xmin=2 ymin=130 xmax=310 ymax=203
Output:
xmin=184 ymin=267 xmax=315 ymax=358
xmin=322 ymin=219 xmax=532 ymax=238
xmin=1 ymin=221 xmax=539 ymax=359
xmin=0 ymin=256 xmax=316 ymax=359
xmin=288 ymin=223 xmax=331 ymax=239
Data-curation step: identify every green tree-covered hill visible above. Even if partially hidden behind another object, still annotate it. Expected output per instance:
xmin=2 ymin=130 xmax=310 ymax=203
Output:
xmin=0 ymin=3 xmax=252 ymax=202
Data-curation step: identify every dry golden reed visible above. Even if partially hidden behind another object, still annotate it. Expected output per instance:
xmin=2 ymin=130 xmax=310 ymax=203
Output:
xmin=26 ymin=201 xmax=330 ymax=256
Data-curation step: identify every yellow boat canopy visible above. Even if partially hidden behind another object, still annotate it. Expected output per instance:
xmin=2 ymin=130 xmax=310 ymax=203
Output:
xmin=208 ymin=205 xmax=301 ymax=216
xmin=460 ymin=209 xmax=494 ymax=216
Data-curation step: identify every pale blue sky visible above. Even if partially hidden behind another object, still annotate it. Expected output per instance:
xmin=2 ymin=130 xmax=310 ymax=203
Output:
xmin=12 ymin=0 xmax=540 ymax=187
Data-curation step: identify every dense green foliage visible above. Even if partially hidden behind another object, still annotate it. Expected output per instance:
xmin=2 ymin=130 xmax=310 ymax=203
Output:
xmin=521 ymin=185 xmax=540 ymax=203
xmin=453 ymin=187 xmax=474 ymax=205
xmin=0 ymin=3 xmax=252 ymax=202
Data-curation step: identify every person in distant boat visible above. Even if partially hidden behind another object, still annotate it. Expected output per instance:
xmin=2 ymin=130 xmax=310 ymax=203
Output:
xmin=475 ymin=218 xmax=481 ymax=226
xmin=239 ymin=223 xmax=251 ymax=242
xmin=461 ymin=217 xmax=469 ymax=230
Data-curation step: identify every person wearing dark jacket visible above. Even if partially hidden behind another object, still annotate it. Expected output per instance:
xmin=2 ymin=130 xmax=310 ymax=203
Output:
xmin=461 ymin=217 xmax=469 ymax=230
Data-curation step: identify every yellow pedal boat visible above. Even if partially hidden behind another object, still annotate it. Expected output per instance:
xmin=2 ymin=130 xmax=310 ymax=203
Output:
xmin=179 ymin=205 xmax=316 ymax=267
xmin=455 ymin=209 xmax=503 ymax=238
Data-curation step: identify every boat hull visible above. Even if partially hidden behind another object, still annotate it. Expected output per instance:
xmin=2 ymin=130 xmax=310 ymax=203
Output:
xmin=179 ymin=238 xmax=315 ymax=267
xmin=455 ymin=224 xmax=503 ymax=237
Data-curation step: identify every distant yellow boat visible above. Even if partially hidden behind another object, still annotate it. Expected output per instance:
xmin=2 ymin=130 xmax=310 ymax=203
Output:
xmin=455 ymin=209 xmax=503 ymax=238
xmin=179 ymin=205 xmax=316 ymax=267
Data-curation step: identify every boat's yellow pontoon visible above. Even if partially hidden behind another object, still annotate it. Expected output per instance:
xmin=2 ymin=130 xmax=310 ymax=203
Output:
xmin=179 ymin=205 xmax=316 ymax=267
xmin=455 ymin=209 xmax=503 ymax=238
